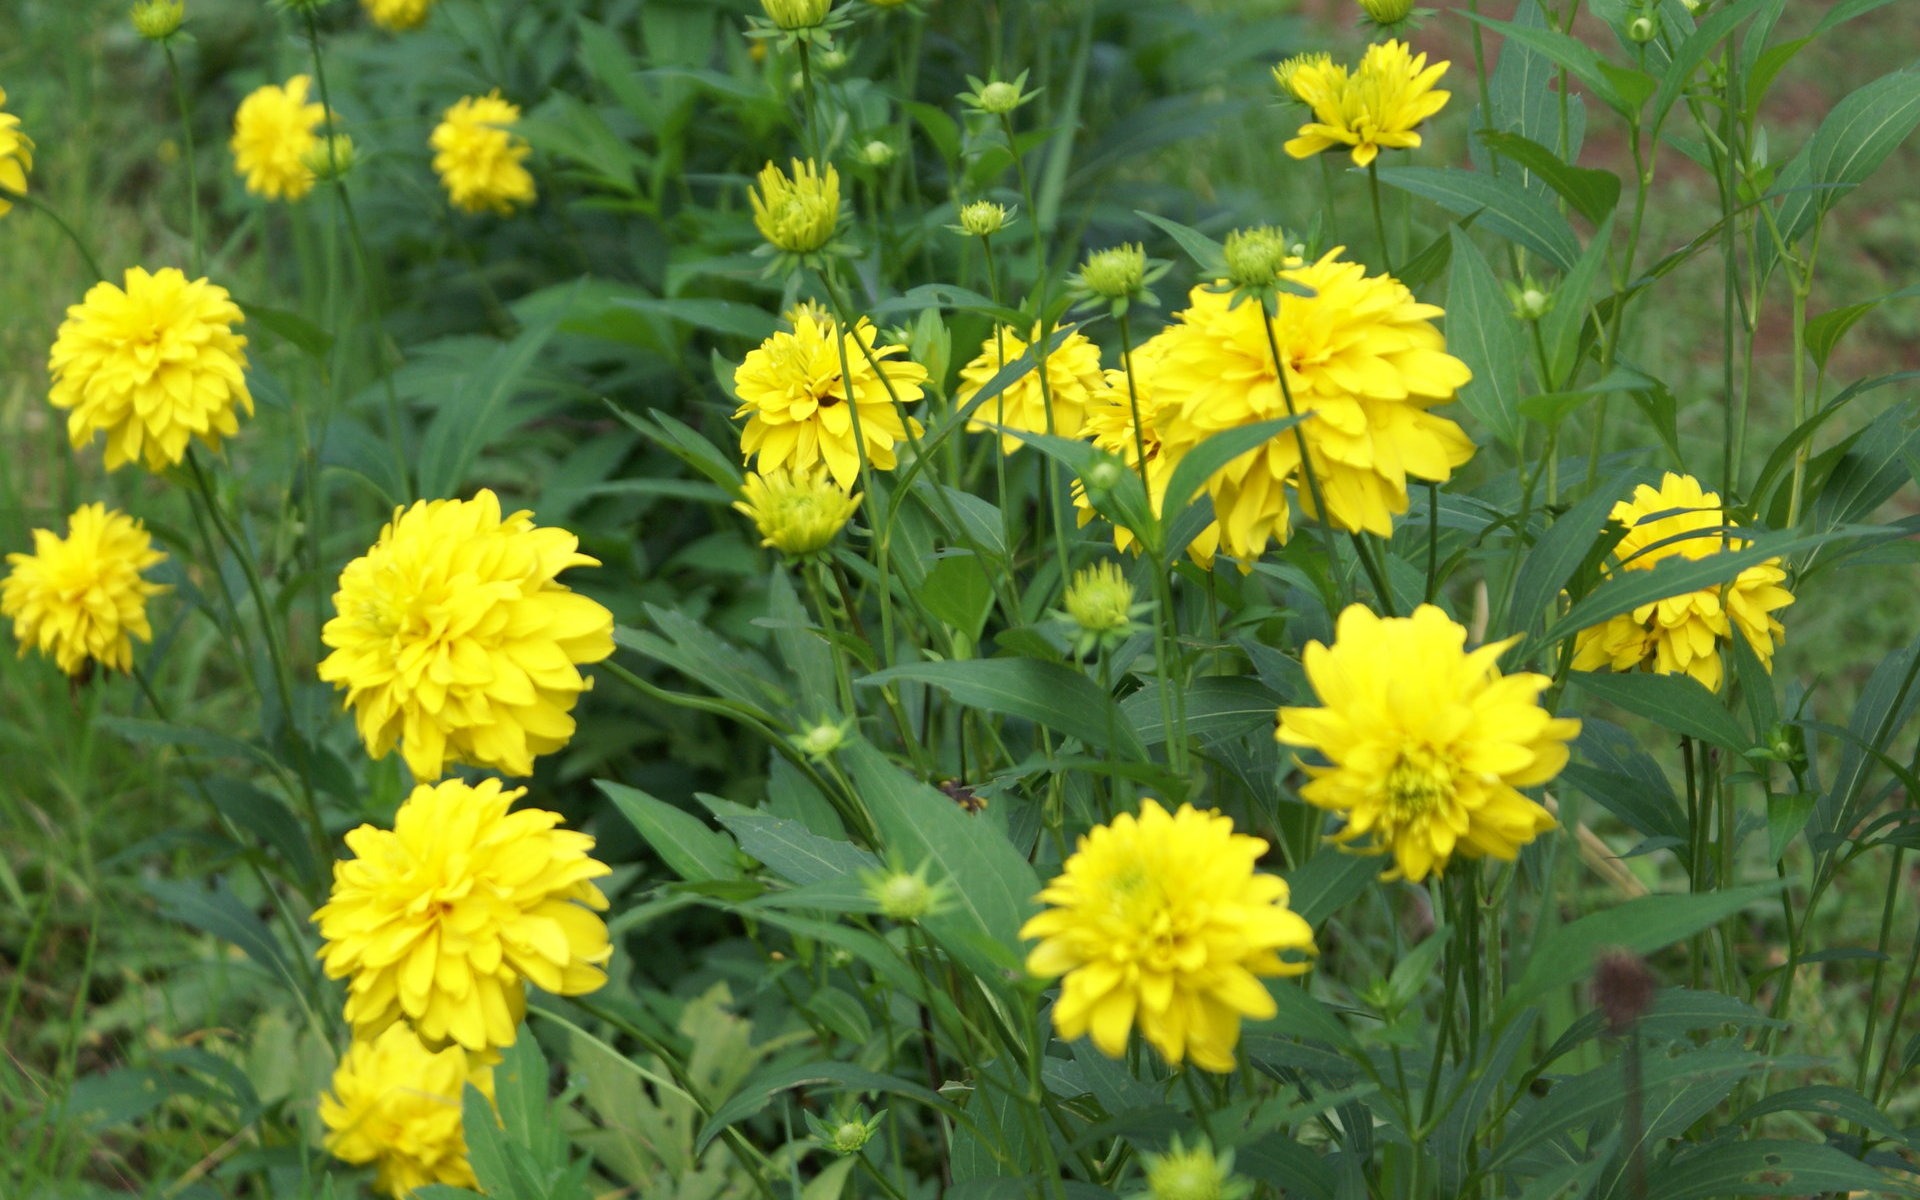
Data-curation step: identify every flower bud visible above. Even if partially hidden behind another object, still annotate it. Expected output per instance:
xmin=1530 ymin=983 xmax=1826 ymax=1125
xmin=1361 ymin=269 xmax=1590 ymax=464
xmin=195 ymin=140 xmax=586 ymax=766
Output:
xmin=976 ymin=80 xmax=1023 ymax=114
xmin=131 ymin=0 xmax=185 ymax=40
xmin=750 ymin=158 xmax=840 ymax=255
xmin=1064 ymin=561 xmax=1136 ymax=638
xmin=827 ymin=1120 xmax=873 ymax=1154
xmin=1272 ymin=52 xmax=1332 ymax=102
xmin=955 ymin=199 xmax=1011 ymax=238
xmin=856 ymin=139 xmax=896 ymax=168
xmin=794 ymin=721 xmax=847 ymax=759
xmin=1505 ymin=278 xmax=1553 ymax=322
xmin=1077 ymin=243 xmax=1148 ymax=304
xmin=1144 ymin=1138 xmax=1251 ymax=1200
xmin=1593 ymin=950 xmax=1656 ymax=1034
xmin=1223 ymin=225 xmax=1296 ymax=290
xmin=1627 ymin=13 xmax=1658 ymax=42
xmin=1357 ymin=0 xmax=1414 ymax=26
xmin=301 ymin=134 xmax=357 ymax=183
xmin=1083 ymin=458 xmax=1124 ymax=492
xmin=760 ymin=0 xmax=832 ymax=30
xmin=869 ymin=870 xmax=937 ymax=921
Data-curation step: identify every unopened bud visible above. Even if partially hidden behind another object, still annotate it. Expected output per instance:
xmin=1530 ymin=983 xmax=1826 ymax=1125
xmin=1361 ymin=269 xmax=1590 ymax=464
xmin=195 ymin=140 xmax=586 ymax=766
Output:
xmin=955 ymin=200 xmax=1011 ymax=238
xmin=301 ymin=134 xmax=357 ymax=182
xmin=1593 ymin=950 xmax=1656 ymax=1034
xmin=975 ymin=80 xmax=1023 ymax=114
xmin=1077 ymin=243 xmax=1148 ymax=303
xmin=131 ymin=0 xmax=185 ymax=40
xmin=1357 ymin=0 xmax=1414 ymax=26
xmin=1627 ymin=13 xmax=1658 ymax=42
xmin=1223 ymin=225 xmax=1295 ymax=290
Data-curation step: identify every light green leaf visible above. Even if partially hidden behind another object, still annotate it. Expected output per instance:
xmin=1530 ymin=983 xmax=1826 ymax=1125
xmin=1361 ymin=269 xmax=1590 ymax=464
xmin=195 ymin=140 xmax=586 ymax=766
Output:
xmin=1445 ymin=229 xmax=1527 ymax=449
xmin=1377 ymin=166 xmax=1581 ymax=272
xmin=600 ymin=781 xmax=742 ymax=883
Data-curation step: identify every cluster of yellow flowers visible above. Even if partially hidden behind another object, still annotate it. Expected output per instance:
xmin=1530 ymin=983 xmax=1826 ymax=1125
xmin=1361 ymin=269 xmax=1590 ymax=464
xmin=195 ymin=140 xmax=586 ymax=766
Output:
xmin=231 ymin=77 xmax=535 ymax=216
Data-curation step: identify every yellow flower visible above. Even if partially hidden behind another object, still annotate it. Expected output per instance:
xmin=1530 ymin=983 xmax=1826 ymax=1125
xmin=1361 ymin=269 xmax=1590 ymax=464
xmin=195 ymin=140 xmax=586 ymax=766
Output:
xmin=315 ymin=777 xmax=613 ymax=1052
xmin=49 ymin=267 xmax=253 ymax=472
xmin=1149 ymin=250 xmax=1474 ymax=564
xmin=316 ymin=490 xmax=615 ymax=781
xmin=431 ymin=91 xmax=536 ymax=216
xmin=734 ymin=310 xmax=928 ymax=489
xmin=1277 ymin=604 xmax=1577 ymax=882
xmin=735 ymin=469 xmax=861 ymax=558
xmin=1271 ymin=52 xmax=1331 ymax=102
xmin=1283 ymin=40 xmax=1450 ymax=168
xmin=1022 ymin=800 xmax=1315 ymax=1072
xmin=1571 ymin=473 xmax=1794 ymax=692
xmin=0 ymin=86 xmax=36 ymax=218
xmin=230 ymin=76 xmax=325 ymax=202
xmin=3 ymin=504 xmax=166 ymax=677
xmin=362 ymin=0 xmax=435 ymax=32
xmin=750 ymin=159 xmax=841 ymax=255
xmin=1073 ymin=343 xmax=1223 ymax=564
xmin=957 ymin=323 xmax=1103 ymax=453
xmin=320 ymin=1022 xmax=491 ymax=1197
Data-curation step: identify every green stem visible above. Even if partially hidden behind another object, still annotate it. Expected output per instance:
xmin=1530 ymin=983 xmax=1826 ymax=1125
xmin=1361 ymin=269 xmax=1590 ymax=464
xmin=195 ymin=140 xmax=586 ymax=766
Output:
xmin=0 ymin=185 xmax=107 ymax=280
xmin=161 ymin=41 xmax=203 ymax=276
xmin=1255 ymin=297 xmax=1342 ymax=594
xmin=1366 ymin=161 xmax=1393 ymax=273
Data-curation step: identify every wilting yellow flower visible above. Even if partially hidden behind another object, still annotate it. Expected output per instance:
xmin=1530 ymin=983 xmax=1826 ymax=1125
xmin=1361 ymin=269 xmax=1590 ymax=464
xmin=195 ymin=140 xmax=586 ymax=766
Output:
xmin=1283 ymin=40 xmax=1450 ymax=168
xmin=49 ymin=267 xmax=253 ymax=472
xmin=750 ymin=159 xmax=840 ymax=256
xmin=431 ymin=91 xmax=535 ymax=215
xmin=316 ymin=490 xmax=615 ymax=781
xmin=320 ymin=1022 xmax=490 ymax=1197
xmin=3 ymin=504 xmax=166 ymax=677
xmin=1149 ymin=250 xmax=1473 ymax=564
xmin=0 ymin=86 xmax=35 ymax=218
xmin=1022 ymin=800 xmax=1315 ymax=1072
xmin=230 ymin=76 xmax=325 ymax=202
xmin=734 ymin=310 xmax=927 ymax=489
xmin=1277 ymin=604 xmax=1577 ymax=882
xmin=957 ymin=323 xmax=1102 ymax=453
xmin=1571 ymin=473 xmax=1794 ymax=691
xmin=734 ymin=469 xmax=861 ymax=558
xmin=316 ymin=777 xmax=613 ymax=1052
xmin=362 ymin=0 xmax=435 ymax=31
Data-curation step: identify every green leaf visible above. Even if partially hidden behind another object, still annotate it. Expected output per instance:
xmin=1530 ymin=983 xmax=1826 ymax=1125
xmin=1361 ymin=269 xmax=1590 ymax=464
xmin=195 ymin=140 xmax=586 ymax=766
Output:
xmin=1506 ymin=466 xmax=1642 ymax=637
xmin=841 ymin=739 xmax=1039 ymax=984
xmin=922 ymin=554 xmax=996 ymax=641
xmin=1651 ymin=0 xmax=1771 ymax=131
xmin=1804 ymin=285 xmax=1920 ymax=370
xmin=416 ymin=293 xmax=570 ymax=498
xmin=861 ymin=659 xmax=1147 ymax=761
xmin=1462 ymin=14 xmax=1624 ymax=114
xmin=1648 ymin=1139 xmax=1895 ymax=1200
xmin=1121 ymin=675 xmax=1284 ymax=747
xmin=1476 ymin=130 xmax=1621 ymax=224
xmin=1569 ymin=671 xmax=1752 ymax=754
xmin=1766 ymin=68 xmax=1920 ymax=273
xmin=1563 ymin=718 xmax=1686 ymax=844
xmin=1376 ymin=166 xmax=1582 ymax=272
xmin=704 ymin=797 xmax=879 ymax=886
xmin=1541 ymin=215 xmax=1613 ymax=388
xmin=1500 ymin=882 xmax=1780 ymax=1019
xmin=695 ymin=1059 xmax=957 ymax=1153
xmin=1445 ymin=229 xmax=1527 ymax=450
xmin=1160 ymin=415 xmax=1309 ymax=523
xmin=600 ymin=781 xmax=742 ymax=883
xmin=1283 ymin=844 xmax=1379 ymax=928
xmin=239 ymin=302 xmax=334 ymax=360
xmin=613 ymin=295 xmax=777 ymax=341
xmin=143 ymin=878 xmax=301 ymax=998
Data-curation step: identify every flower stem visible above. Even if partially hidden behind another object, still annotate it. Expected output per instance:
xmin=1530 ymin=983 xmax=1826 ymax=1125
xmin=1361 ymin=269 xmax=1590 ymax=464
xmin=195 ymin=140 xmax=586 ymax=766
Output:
xmin=160 ymin=42 xmax=203 ymax=276
xmin=0 ymin=185 xmax=107 ymax=281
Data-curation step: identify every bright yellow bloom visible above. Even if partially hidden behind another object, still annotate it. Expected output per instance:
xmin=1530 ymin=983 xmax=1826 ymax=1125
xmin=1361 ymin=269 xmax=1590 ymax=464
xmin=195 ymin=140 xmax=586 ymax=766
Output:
xmin=49 ymin=267 xmax=253 ymax=472
xmin=431 ymin=91 xmax=535 ymax=215
xmin=734 ymin=310 xmax=927 ymax=489
xmin=1073 ymin=344 xmax=1222 ymax=563
xmin=3 ymin=504 xmax=166 ymax=677
xmin=316 ymin=490 xmax=615 ymax=781
xmin=1283 ymin=40 xmax=1450 ymax=168
xmin=1277 ymin=604 xmax=1577 ymax=882
xmin=320 ymin=1022 xmax=491 ymax=1197
xmin=734 ymin=469 xmax=861 ymax=558
xmin=1571 ymin=473 xmax=1794 ymax=691
xmin=1149 ymin=251 xmax=1473 ymax=564
xmin=0 ymin=86 xmax=35 ymax=218
xmin=750 ymin=159 xmax=840 ymax=255
xmin=362 ymin=0 xmax=435 ymax=31
xmin=957 ymin=323 xmax=1102 ymax=453
xmin=1271 ymin=52 xmax=1331 ymax=102
xmin=1021 ymin=800 xmax=1316 ymax=1073
xmin=230 ymin=76 xmax=325 ymax=202
xmin=315 ymin=777 xmax=613 ymax=1052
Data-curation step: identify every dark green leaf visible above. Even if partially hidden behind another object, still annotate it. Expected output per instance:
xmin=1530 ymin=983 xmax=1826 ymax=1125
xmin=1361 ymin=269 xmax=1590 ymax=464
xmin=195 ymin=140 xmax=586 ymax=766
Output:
xmin=1376 ymin=166 xmax=1582 ymax=272
xmin=1446 ymin=229 xmax=1527 ymax=450
xmin=695 ymin=1059 xmax=957 ymax=1153
xmin=1570 ymin=671 xmax=1751 ymax=754
xmin=1648 ymin=1139 xmax=1893 ymax=1200
xmin=600 ymin=781 xmax=742 ymax=883
xmin=1477 ymin=130 xmax=1621 ymax=224
xmin=861 ymin=659 xmax=1147 ymax=760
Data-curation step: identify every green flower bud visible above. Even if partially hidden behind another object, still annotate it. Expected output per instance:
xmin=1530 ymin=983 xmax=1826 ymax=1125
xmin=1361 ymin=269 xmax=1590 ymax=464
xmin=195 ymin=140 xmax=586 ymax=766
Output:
xmin=131 ymin=0 xmax=185 ymax=40
xmin=760 ymin=0 xmax=832 ymax=30
xmin=301 ymin=134 xmax=357 ymax=183
xmin=1357 ymin=0 xmax=1414 ymax=26
xmin=1627 ymin=13 xmax=1658 ymax=42
xmin=1143 ymin=1138 xmax=1251 ymax=1200
xmin=955 ymin=199 xmax=1012 ymax=237
xmin=1223 ymin=225 xmax=1297 ymax=290
xmin=1077 ymin=243 xmax=1148 ymax=304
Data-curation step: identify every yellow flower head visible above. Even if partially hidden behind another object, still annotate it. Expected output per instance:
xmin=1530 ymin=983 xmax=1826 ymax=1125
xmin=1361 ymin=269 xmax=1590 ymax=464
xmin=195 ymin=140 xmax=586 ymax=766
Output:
xmin=320 ymin=1022 xmax=491 ymax=1197
xmin=1571 ymin=473 xmax=1794 ymax=691
xmin=1271 ymin=52 xmax=1331 ymax=102
xmin=3 ymin=504 xmax=167 ymax=677
xmin=0 ymin=86 xmax=36 ymax=218
xmin=1021 ymin=800 xmax=1316 ymax=1072
xmin=750 ymin=159 xmax=841 ymax=256
xmin=431 ymin=91 xmax=536 ymax=216
xmin=1277 ymin=604 xmax=1578 ymax=882
xmin=49 ymin=267 xmax=253 ymax=472
xmin=1148 ymin=250 xmax=1473 ymax=564
xmin=734 ymin=310 xmax=928 ymax=489
xmin=316 ymin=490 xmax=615 ymax=781
xmin=362 ymin=0 xmax=435 ymax=31
xmin=1283 ymin=40 xmax=1450 ymax=168
xmin=230 ymin=76 xmax=325 ymax=202
xmin=957 ymin=323 xmax=1103 ymax=453
xmin=315 ymin=777 xmax=613 ymax=1052
xmin=734 ymin=469 xmax=861 ymax=558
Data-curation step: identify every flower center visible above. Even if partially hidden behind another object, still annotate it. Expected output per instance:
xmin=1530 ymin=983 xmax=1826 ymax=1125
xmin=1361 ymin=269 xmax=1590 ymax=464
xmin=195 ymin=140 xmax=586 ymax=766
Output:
xmin=1383 ymin=748 xmax=1453 ymax=822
